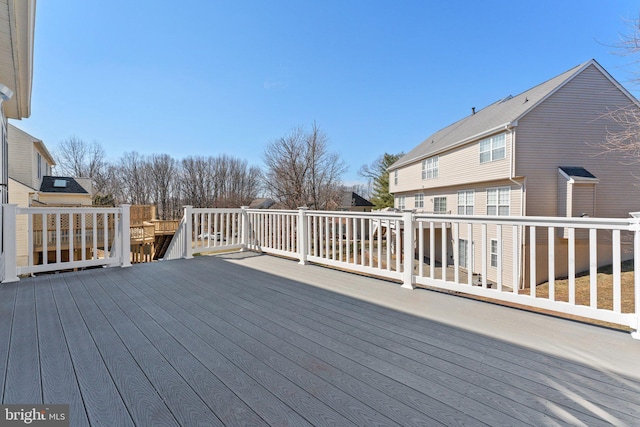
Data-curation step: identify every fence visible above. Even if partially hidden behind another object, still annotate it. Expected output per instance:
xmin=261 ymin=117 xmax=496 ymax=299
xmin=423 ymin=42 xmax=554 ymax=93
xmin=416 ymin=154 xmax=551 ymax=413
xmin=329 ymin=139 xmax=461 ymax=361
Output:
xmin=164 ymin=206 xmax=640 ymax=338
xmin=2 ymin=204 xmax=131 ymax=281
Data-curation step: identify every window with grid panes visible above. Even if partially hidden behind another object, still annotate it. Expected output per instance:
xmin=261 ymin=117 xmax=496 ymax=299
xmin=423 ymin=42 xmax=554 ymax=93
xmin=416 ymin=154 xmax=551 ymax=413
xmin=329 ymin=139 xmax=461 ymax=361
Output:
xmin=415 ymin=193 xmax=424 ymax=208
xmin=487 ymin=187 xmax=510 ymax=216
xmin=434 ymin=196 xmax=447 ymax=214
xmin=457 ymin=190 xmax=474 ymax=215
xmin=479 ymin=133 xmax=506 ymax=163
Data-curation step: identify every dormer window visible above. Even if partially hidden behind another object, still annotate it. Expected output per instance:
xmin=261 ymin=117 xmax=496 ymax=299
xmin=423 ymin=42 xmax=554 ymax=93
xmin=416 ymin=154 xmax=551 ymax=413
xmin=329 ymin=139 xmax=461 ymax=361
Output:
xmin=479 ymin=133 xmax=506 ymax=163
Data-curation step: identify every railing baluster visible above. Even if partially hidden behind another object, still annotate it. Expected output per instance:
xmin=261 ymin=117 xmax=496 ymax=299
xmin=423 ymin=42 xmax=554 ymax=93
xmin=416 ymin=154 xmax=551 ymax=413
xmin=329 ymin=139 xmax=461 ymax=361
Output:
xmin=568 ymin=227 xmax=576 ymax=305
xmin=441 ymin=222 xmax=446 ymax=281
xmin=613 ymin=229 xmax=621 ymax=313
xmin=589 ymin=228 xmax=597 ymax=308
xmin=360 ymin=218 xmax=366 ymax=265
xmin=497 ymin=224 xmax=502 ymax=291
xmin=530 ymin=226 xmax=536 ymax=297
xmin=467 ymin=223 xmax=473 ymax=286
xmin=430 ymin=222 xmax=435 ymax=279
xmin=418 ymin=221 xmax=424 ymax=277
xmin=81 ymin=213 xmax=86 ymax=261
xmin=56 ymin=213 xmax=61 ymax=264
xmin=453 ymin=222 xmax=459 ymax=283
xmin=548 ymin=227 xmax=555 ymax=301
xmin=512 ymin=225 xmax=518 ymax=293
xmin=481 ymin=223 xmax=487 ymax=288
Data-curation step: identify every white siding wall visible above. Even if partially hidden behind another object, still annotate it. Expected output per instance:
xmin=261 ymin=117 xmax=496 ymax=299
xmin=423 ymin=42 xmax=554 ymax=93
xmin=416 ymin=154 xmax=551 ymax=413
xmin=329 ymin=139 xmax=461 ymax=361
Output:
xmin=516 ymin=64 xmax=640 ymax=218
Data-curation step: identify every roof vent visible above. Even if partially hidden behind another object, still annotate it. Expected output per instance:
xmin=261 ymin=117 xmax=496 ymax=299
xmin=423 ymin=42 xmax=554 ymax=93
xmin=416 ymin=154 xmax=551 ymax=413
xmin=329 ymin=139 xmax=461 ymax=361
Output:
xmin=53 ymin=179 xmax=68 ymax=188
xmin=499 ymin=95 xmax=513 ymax=103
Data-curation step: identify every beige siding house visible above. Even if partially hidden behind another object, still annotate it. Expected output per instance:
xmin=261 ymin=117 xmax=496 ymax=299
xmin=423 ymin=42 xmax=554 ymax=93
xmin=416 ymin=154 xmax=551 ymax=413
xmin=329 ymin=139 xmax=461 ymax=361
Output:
xmin=8 ymin=125 xmax=92 ymax=266
xmin=389 ymin=59 xmax=640 ymax=287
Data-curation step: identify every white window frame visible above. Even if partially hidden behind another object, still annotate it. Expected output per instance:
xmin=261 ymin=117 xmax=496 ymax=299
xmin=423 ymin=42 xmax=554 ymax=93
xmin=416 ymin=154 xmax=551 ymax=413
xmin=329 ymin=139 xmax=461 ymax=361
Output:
xmin=490 ymin=239 xmax=498 ymax=268
xmin=414 ymin=193 xmax=424 ymax=209
xmin=487 ymin=187 xmax=510 ymax=216
xmin=457 ymin=190 xmax=474 ymax=215
xmin=434 ymin=196 xmax=447 ymax=214
xmin=479 ymin=133 xmax=506 ymax=163
xmin=421 ymin=156 xmax=439 ymax=180
xmin=397 ymin=195 xmax=405 ymax=210
xmin=394 ymin=170 xmax=398 ymax=185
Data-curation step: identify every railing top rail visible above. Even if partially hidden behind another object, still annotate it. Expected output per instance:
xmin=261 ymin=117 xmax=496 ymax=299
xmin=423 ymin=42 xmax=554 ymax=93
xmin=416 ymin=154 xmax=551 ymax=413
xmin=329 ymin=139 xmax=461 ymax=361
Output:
xmin=16 ymin=206 xmax=122 ymax=215
xmin=304 ymin=210 xmax=403 ymax=219
xmin=192 ymin=208 xmax=244 ymax=214
xmin=245 ymin=209 xmax=299 ymax=215
xmin=413 ymin=213 xmax=632 ymax=229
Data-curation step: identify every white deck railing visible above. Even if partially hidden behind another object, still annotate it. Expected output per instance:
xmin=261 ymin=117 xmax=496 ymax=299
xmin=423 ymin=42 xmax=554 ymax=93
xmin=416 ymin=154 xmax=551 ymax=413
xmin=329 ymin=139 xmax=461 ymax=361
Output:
xmin=1 ymin=204 xmax=131 ymax=281
xmin=163 ymin=206 xmax=640 ymax=338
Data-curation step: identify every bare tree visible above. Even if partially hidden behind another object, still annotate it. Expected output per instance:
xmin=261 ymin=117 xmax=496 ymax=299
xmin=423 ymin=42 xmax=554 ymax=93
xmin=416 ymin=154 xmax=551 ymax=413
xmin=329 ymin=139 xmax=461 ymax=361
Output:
xmin=118 ymin=151 xmax=151 ymax=205
xmin=264 ymin=123 xmax=346 ymax=209
xmin=589 ymin=17 xmax=640 ymax=163
xmin=54 ymin=136 xmax=109 ymax=196
xmin=148 ymin=154 xmax=177 ymax=219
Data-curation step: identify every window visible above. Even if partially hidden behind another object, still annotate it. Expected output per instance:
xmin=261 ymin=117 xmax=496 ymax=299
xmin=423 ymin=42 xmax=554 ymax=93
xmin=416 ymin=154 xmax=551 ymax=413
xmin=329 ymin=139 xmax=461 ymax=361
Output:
xmin=479 ymin=133 xmax=506 ymax=163
xmin=434 ymin=197 xmax=447 ymax=214
xmin=421 ymin=156 xmax=439 ymax=179
xmin=459 ymin=239 xmax=469 ymax=268
xmin=37 ymin=152 xmax=42 ymax=179
xmin=487 ymin=187 xmax=510 ymax=216
xmin=414 ymin=193 xmax=424 ymax=208
xmin=457 ymin=190 xmax=474 ymax=215
xmin=490 ymin=239 xmax=498 ymax=268
xmin=394 ymin=170 xmax=398 ymax=185
xmin=397 ymin=195 xmax=406 ymax=210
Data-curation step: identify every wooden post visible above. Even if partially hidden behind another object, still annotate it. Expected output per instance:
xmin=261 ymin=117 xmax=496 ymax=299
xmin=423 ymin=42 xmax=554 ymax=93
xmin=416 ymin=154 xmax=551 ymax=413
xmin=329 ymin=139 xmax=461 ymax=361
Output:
xmin=2 ymin=204 xmax=18 ymax=282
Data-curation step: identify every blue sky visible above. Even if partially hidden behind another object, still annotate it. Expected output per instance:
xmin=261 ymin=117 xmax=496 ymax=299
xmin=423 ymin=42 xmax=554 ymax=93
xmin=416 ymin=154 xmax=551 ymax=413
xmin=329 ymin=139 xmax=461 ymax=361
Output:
xmin=13 ymin=0 xmax=640 ymax=184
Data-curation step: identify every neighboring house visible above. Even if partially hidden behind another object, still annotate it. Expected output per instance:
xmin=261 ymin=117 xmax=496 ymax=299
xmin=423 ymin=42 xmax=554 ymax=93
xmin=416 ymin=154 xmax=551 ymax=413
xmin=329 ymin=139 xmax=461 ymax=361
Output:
xmin=249 ymin=198 xmax=276 ymax=209
xmin=0 ymin=0 xmax=36 ymax=279
xmin=388 ymin=59 xmax=640 ymax=287
xmin=8 ymin=125 xmax=92 ymax=266
xmin=336 ymin=191 xmax=374 ymax=212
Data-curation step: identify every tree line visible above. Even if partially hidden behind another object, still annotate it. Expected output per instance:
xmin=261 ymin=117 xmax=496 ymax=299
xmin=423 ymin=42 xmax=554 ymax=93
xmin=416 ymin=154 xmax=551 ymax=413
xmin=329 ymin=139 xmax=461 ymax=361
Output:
xmin=53 ymin=123 xmax=397 ymax=219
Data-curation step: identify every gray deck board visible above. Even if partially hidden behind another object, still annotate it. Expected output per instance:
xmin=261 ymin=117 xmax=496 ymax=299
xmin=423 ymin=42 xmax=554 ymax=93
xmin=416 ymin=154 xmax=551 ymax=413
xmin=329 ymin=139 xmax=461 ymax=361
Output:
xmin=63 ymin=273 xmax=181 ymax=427
xmin=4 ymin=280 xmax=40 ymax=403
xmin=194 ymin=257 xmax=635 ymax=425
xmin=35 ymin=276 xmax=89 ymax=426
xmin=0 ymin=281 xmax=17 ymax=403
xmin=127 ymin=265 xmax=419 ymax=427
xmin=1 ymin=252 xmax=640 ymax=426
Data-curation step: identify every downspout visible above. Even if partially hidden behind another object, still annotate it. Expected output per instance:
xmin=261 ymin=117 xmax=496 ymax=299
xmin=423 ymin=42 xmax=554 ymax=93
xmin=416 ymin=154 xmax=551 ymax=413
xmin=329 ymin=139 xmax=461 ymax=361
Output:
xmin=507 ymin=123 xmax=526 ymax=289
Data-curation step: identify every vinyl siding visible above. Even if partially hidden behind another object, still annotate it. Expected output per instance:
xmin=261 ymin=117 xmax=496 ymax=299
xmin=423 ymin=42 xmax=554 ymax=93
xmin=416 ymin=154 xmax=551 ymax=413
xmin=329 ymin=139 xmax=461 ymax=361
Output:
xmin=390 ymin=131 xmax=513 ymax=195
xmin=8 ymin=178 xmax=33 ymax=267
xmin=7 ymin=123 xmax=33 ymax=186
xmin=516 ymin=64 xmax=640 ymax=218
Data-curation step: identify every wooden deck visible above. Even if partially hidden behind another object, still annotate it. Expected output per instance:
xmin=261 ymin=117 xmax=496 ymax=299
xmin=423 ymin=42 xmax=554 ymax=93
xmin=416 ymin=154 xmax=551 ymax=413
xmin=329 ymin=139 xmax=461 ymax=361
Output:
xmin=1 ymin=253 xmax=640 ymax=426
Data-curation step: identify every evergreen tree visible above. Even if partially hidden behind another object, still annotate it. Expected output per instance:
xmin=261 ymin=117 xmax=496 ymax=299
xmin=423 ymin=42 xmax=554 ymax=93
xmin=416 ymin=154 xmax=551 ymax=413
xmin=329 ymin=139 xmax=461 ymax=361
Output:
xmin=359 ymin=152 xmax=403 ymax=209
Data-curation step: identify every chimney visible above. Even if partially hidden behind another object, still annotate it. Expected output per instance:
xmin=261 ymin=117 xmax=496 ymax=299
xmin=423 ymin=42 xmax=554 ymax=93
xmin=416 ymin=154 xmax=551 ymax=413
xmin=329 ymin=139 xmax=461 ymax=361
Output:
xmin=471 ymin=107 xmax=476 ymax=115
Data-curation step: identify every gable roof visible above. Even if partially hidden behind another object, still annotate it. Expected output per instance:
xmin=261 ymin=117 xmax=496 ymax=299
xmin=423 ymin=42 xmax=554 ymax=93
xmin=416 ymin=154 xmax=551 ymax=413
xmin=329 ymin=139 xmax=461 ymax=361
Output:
xmin=39 ymin=176 xmax=89 ymax=194
xmin=390 ymin=59 xmax=640 ymax=170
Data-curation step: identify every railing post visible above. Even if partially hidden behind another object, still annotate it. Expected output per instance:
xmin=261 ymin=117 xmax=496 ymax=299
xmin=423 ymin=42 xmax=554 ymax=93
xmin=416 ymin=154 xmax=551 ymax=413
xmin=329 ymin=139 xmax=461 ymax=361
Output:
xmin=298 ymin=207 xmax=308 ymax=265
xmin=184 ymin=205 xmax=193 ymax=259
xmin=240 ymin=206 xmax=249 ymax=251
xmin=401 ymin=210 xmax=414 ymax=289
xmin=120 ymin=204 xmax=132 ymax=268
xmin=2 ymin=204 xmax=18 ymax=283
xmin=630 ymin=212 xmax=640 ymax=339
